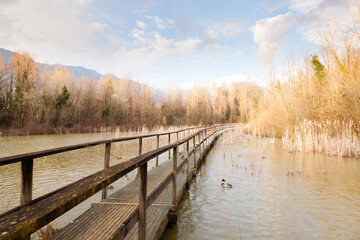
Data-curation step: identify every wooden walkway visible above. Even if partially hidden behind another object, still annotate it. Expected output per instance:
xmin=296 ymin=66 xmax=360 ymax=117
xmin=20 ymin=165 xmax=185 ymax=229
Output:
xmin=0 ymin=125 xmax=229 ymax=240
xmin=52 ymin=135 xmax=216 ymax=240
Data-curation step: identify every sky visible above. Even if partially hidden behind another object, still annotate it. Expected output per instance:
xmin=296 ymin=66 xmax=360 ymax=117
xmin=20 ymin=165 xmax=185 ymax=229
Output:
xmin=0 ymin=0 xmax=355 ymax=89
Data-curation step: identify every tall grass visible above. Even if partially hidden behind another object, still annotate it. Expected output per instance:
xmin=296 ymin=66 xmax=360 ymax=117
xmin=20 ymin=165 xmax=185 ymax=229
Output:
xmin=283 ymin=120 xmax=360 ymax=158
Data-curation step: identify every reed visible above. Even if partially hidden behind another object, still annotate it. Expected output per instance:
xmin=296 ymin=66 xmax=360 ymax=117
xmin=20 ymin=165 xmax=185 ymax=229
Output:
xmin=283 ymin=119 xmax=360 ymax=158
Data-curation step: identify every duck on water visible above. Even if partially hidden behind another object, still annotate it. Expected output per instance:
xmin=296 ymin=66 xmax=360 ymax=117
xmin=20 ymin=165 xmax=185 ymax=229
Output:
xmin=221 ymin=179 xmax=232 ymax=188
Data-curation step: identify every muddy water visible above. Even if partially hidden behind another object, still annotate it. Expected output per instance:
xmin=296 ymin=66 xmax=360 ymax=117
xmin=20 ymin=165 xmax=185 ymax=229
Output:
xmin=0 ymin=131 xmax=183 ymax=229
xmin=163 ymin=129 xmax=360 ymax=239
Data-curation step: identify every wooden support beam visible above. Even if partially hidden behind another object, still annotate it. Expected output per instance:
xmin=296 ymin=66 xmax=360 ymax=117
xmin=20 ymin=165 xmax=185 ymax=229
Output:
xmin=155 ymin=135 xmax=159 ymax=167
xmin=168 ymin=134 xmax=171 ymax=159
xmin=198 ymin=133 xmax=202 ymax=157
xmin=193 ymin=137 xmax=196 ymax=169
xmin=139 ymin=137 xmax=143 ymax=156
xmin=136 ymin=137 xmax=143 ymax=178
xmin=20 ymin=158 xmax=33 ymax=205
xmin=21 ymin=159 xmax=33 ymax=240
xmin=202 ymin=131 xmax=205 ymax=150
xmin=172 ymin=146 xmax=177 ymax=210
xmin=138 ymin=162 xmax=147 ymax=240
xmin=186 ymin=140 xmax=189 ymax=185
xmin=102 ymin=142 xmax=111 ymax=200
xmin=205 ymin=129 xmax=208 ymax=146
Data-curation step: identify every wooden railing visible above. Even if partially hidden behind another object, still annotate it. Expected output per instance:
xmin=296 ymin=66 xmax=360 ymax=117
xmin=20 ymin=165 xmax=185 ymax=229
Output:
xmin=0 ymin=125 xmax=227 ymax=240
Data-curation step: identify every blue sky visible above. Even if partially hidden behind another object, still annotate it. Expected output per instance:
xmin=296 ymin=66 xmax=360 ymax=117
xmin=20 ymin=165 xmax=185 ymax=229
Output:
xmin=0 ymin=0 xmax=353 ymax=89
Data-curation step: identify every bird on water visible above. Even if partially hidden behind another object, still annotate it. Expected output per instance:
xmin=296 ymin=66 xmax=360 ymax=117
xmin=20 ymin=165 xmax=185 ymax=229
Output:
xmin=221 ymin=179 xmax=232 ymax=188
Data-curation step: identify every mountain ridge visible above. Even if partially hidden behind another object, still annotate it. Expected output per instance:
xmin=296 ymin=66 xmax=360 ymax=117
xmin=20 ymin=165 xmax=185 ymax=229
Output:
xmin=0 ymin=47 xmax=164 ymax=103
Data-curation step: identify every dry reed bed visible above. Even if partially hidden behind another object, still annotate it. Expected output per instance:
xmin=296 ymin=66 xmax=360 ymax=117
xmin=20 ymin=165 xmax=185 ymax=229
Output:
xmin=283 ymin=120 xmax=360 ymax=158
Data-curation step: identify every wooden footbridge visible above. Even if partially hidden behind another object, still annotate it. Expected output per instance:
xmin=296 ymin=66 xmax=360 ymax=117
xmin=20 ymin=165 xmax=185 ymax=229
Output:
xmin=0 ymin=125 xmax=231 ymax=240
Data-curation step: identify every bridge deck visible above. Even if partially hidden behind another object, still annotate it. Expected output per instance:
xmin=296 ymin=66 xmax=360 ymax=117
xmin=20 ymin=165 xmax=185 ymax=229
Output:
xmin=52 ymin=137 xmax=213 ymax=240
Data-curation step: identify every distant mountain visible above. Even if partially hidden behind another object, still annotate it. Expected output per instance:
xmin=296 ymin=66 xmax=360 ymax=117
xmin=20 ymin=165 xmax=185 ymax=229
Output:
xmin=0 ymin=47 xmax=164 ymax=103
xmin=0 ymin=48 xmax=103 ymax=80
xmin=0 ymin=48 xmax=13 ymax=63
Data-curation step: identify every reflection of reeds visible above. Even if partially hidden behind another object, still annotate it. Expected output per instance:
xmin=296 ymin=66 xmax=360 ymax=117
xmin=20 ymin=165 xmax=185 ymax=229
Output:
xmin=283 ymin=119 xmax=360 ymax=158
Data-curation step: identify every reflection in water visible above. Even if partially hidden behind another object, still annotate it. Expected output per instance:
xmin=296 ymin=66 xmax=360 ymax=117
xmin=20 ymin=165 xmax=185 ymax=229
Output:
xmin=163 ymin=129 xmax=360 ymax=239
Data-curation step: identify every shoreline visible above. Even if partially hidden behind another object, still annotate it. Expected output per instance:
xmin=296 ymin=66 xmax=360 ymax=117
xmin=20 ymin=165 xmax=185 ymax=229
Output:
xmin=0 ymin=124 xmax=181 ymax=137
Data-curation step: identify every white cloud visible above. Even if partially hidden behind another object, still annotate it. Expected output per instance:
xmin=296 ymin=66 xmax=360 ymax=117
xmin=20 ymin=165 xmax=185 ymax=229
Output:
xmin=223 ymin=19 xmax=243 ymax=38
xmin=252 ymin=0 xmax=354 ymax=58
xmin=129 ymin=29 xmax=203 ymax=57
xmin=204 ymin=27 xmax=218 ymax=43
xmin=250 ymin=12 xmax=298 ymax=56
xmin=136 ymin=20 xmax=146 ymax=29
xmin=91 ymin=22 xmax=107 ymax=31
xmin=145 ymin=15 xmax=175 ymax=29
xmin=204 ymin=19 xmax=243 ymax=43
xmin=292 ymin=0 xmax=355 ymax=46
xmin=0 ymin=0 xmax=103 ymax=64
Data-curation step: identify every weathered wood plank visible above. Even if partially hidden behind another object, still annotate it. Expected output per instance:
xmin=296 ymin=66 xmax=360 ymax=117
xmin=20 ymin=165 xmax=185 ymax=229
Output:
xmin=20 ymin=158 xmax=33 ymax=205
xmin=155 ymin=135 xmax=159 ymax=167
xmin=186 ymin=140 xmax=189 ymax=185
xmin=102 ymin=142 xmax=111 ymax=200
xmin=138 ymin=162 xmax=147 ymax=240
xmin=172 ymin=146 xmax=177 ymax=210
xmin=168 ymin=134 xmax=171 ymax=159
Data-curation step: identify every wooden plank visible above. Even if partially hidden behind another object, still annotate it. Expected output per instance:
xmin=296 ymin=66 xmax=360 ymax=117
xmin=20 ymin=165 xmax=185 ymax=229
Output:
xmin=138 ymin=163 xmax=147 ymax=240
xmin=102 ymin=142 xmax=111 ymax=200
xmin=20 ymin=158 xmax=33 ymax=205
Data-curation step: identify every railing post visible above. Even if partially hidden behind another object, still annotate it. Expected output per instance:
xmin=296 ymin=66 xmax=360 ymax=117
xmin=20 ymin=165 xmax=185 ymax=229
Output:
xmin=139 ymin=137 xmax=143 ymax=156
xmin=156 ymin=135 xmax=159 ymax=167
xmin=136 ymin=137 xmax=143 ymax=178
xmin=193 ymin=136 xmax=197 ymax=169
xmin=168 ymin=134 xmax=171 ymax=159
xmin=102 ymin=142 xmax=111 ymax=200
xmin=199 ymin=132 xmax=202 ymax=158
xmin=202 ymin=130 xmax=205 ymax=150
xmin=138 ymin=162 xmax=147 ymax=240
xmin=186 ymin=140 xmax=189 ymax=185
xmin=205 ymin=129 xmax=208 ymax=146
xmin=172 ymin=146 xmax=177 ymax=210
xmin=20 ymin=158 xmax=33 ymax=205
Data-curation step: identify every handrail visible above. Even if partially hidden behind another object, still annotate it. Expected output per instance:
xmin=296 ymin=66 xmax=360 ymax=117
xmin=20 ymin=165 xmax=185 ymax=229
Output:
xmin=0 ymin=125 xmax=210 ymax=166
xmin=0 ymin=124 xmax=228 ymax=240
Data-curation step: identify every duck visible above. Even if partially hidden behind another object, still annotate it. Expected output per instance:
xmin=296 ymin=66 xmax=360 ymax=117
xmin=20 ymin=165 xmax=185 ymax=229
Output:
xmin=221 ymin=179 xmax=232 ymax=188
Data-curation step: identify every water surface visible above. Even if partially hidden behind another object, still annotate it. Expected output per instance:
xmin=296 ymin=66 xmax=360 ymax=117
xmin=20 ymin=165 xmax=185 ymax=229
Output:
xmin=163 ymin=130 xmax=360 ymax=239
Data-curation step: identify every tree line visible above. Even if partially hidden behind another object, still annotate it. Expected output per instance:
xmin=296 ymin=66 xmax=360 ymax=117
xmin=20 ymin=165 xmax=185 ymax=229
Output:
xmin=0 ymin=52 xmax=263 ymax=134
